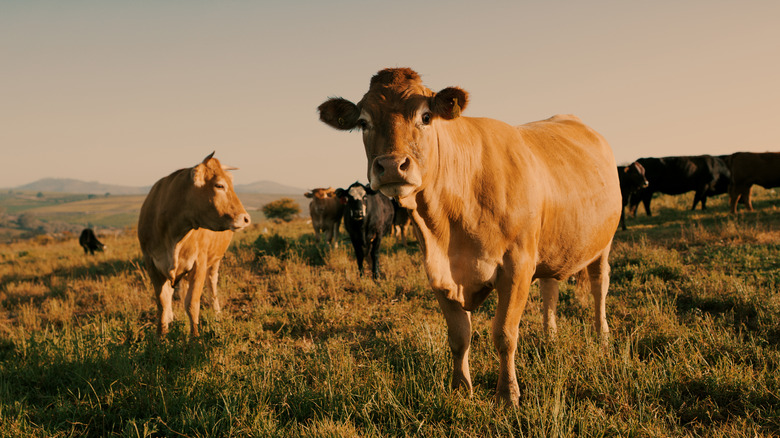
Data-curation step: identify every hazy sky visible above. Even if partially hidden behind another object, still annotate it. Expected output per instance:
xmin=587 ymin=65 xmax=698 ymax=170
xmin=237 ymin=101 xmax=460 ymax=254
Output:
xmin=2 ymin=1 xmax=778 ymax=190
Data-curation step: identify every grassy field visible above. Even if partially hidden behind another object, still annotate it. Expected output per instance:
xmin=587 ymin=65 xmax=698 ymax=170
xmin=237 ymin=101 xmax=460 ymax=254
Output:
xmin=1 ymin=189 xmax=779 ymax=437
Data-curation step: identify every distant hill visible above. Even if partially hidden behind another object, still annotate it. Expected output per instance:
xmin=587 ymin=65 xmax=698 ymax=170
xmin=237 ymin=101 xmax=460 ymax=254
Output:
xmin=11 ymin=178 xmax=149 ymax=195
xmin=6 ymin=178 xmax=305 ymax=196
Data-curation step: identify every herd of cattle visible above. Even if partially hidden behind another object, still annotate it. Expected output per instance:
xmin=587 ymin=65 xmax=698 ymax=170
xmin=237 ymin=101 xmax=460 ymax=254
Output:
xmin=616 ymin=152 xmax=780 ymax=230
xmin=70 ymin=68 xmax=776 ymax=406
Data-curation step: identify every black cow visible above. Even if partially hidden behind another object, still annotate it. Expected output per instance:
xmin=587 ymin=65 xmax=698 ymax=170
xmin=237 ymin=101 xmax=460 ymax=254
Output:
xmin=629 ymin=155 xmax=731 ymax=216
xmin=617 ymin=161 xmax=649 ymax=231
xmin=79 ymin=228 xmax=105 ymax=255
xmin=391 ymin=199 xmax=413 ymax=246
xmin=336 ymin=182 xmax=394 ymax=279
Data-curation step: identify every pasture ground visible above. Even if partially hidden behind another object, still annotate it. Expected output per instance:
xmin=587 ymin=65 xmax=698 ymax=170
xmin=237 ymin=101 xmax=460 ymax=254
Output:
xmin=1 ymin=190 xmax=779 ymax=437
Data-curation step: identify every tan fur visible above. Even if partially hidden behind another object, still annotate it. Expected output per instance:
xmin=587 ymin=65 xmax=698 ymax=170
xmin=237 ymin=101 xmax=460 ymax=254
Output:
xmin=138 ymin=153 xmax=250 ymax=338
xmin=304 ymin=187 xmax=344 ymax=246
xmin=319 ymin=68 xmax=622 ymax=405
xmin=726 ymin=152 xmax=780 ymax=213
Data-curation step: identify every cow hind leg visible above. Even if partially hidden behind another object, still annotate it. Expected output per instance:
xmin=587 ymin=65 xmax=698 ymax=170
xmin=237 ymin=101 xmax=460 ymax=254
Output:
xmin=586 ymin=247 xmax=612 ymax=337
xmin=434 ymin=289 xmax=473 ymax=395
xmin=539 ymin=278 xmax=559 ymax=335
xmin=744 ymin=186 xmax=754 ymax=211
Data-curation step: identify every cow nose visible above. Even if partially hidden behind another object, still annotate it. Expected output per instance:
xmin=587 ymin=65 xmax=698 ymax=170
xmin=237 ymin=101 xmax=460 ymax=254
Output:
xmin=373 ymin=155 xmax=411 ymax=181
xmin=233 ymin=213 xmax=251 ymax=230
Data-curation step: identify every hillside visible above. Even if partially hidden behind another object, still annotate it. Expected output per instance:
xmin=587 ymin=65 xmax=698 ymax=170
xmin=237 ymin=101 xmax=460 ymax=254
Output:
xmin=10 ymin=178 xmax=148 ymax=195
xmin=0 ymin=190 xmax=309 ymax=242
xmin=6 ymin=178 xmax=306 ymax=196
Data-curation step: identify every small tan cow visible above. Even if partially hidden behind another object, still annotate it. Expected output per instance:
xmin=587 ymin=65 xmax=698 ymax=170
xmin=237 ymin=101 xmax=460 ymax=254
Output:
xmin=319 ymin=68 xmax=622 ymax=405
xmin=304 ymin=187 xmax=344 ymax=246
xmin=138 ymin=153 xmax=251 ymax=337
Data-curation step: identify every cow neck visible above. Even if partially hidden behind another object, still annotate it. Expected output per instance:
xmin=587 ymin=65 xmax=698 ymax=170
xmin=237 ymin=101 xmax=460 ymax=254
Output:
xmin=412 ymin=117 xmax=535 ymax=253
xmin=149 ymin=172 xmax=201 ymax=279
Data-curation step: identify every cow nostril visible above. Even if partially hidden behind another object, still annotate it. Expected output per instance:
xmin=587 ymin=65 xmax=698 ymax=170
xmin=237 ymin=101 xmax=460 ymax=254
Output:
xmin=374 ymin=160 xmax=385 ymax=175
xmin=399 ymin=157 xmax=410 ymax=172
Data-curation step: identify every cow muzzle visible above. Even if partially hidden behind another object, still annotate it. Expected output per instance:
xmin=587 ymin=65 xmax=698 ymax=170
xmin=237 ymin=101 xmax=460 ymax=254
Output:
xmin=370 ymin=154 xmax=421 ymax=198
xmin=231 ymin=212 xmax=251 ymax=231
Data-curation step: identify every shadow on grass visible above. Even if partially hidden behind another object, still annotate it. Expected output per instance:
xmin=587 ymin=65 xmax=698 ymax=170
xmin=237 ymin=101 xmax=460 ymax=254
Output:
xmin=0 ymin=322 xmax=217 ymax=435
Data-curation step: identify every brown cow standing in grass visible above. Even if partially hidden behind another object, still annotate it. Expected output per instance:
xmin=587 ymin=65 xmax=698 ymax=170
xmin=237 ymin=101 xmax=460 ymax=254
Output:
xmin=725 ymin=152 xmax=780 ymax=213
xmin=304 ymin=187 xmax=344 ymax=246
xmin=319 ymin=68 xmax=622 ymax=405
xmin=138 ymin=153 xmax=251 ymax=338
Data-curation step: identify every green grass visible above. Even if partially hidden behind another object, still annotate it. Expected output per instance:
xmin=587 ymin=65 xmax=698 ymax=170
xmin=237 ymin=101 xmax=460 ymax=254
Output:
xmin=1 ymin=189 xmax=779 ymax=436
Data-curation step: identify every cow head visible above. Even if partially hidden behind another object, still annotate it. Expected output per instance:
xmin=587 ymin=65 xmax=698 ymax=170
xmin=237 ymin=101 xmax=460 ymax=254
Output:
xmin=336 ymin=182 xmax=374 ymax=221
xmin=319 ymin=68 xmax=468 ymax=203
xmin=304 ymin=187 xmax=337 ymax=200
xmin=622 ymin=161 xmax=649 ymax=191
xmin=187 ymin=152 xmax=251 ymax=231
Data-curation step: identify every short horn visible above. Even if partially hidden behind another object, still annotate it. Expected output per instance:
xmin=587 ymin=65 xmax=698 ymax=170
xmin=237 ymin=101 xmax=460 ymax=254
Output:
xmin=203 ymin=151 xmax=215 ymax=163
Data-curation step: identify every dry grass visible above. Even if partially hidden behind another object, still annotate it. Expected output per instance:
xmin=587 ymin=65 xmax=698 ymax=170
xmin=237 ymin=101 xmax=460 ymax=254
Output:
xmin=1 ymin=189 xmax=779 ymax=437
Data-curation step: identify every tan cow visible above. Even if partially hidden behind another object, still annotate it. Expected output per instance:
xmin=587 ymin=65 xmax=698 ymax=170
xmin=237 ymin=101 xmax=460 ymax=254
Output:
xmin=138 ymin=153 xmax=251 ymax=337
xmin=725 ymin=152 xmax=780 ymax=213
xmin=318 ymin=68 xmax=622 ymax=405
xmin=304 ymin=187 xmax=344 ymax=246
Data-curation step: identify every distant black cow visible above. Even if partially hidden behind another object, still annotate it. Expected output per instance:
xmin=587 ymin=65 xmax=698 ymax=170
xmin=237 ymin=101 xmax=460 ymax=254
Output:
xmin=618 ymin=161 xmax=649 ymax=231
xmin=336 ymin=182 xmax=394 ymax=279
xmin=723 ymin=152 xmax=780 ymax=213
xmin=391 ymin=199 xmax=413 ymax=246
xmin=629 ymin=155 xmax=731 ymax=216
xmin=79 ymin=228 xmax=105 ymax=255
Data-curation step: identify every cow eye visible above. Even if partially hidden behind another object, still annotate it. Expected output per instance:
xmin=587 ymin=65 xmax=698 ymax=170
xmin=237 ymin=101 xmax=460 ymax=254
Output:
xmin=357 ymin=119 xmax=368 ymax=131
xmin=421 ymin=112 xmax=432 ymax=125
xmin=215 ymin=183 xmax=225 ymax=190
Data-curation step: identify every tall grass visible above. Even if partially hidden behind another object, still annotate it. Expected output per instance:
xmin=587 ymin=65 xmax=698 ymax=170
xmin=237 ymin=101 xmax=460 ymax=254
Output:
xmin=1 ymin=190 xmax=779 ymax=436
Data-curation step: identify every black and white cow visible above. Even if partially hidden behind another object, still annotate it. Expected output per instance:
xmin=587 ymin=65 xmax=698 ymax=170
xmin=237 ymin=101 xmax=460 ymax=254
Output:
xmin=336 ymin=182 xmax=394 ymax=279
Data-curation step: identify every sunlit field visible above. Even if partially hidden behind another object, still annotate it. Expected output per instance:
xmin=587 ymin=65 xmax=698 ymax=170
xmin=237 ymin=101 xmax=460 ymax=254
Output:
xmin=1 ymin=189 xmax=779 ymax=437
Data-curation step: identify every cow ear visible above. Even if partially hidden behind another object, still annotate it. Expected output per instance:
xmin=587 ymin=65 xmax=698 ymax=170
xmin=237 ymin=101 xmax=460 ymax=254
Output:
xmin=191 ymin=164 xmax=207 ymax=188
xmin=432 ymin=87 xmax=469 ymax=120
xmin=304 ymin=191 xmax=314 ymax=198
xmin=623 ymin=166 xmax=630 ymax=173
xmin=318 ymin=98 xmax=360 ymax=130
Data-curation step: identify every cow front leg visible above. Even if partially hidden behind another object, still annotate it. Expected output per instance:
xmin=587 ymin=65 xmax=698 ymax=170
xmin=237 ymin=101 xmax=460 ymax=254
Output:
xmin=434 ymin=289 xmax=473 ymax=394
xmin=206 ymin=262 xmax=222 ymax=314
xmin=351 ymin=239 xmax=365 ymax=276
xmin=156 ymin=281 xmax=175 ymax=337
xmin=369 ymin=237 xmax=382 ymax=279
xmin=493 ymin=259 xmax=533 ymax=406
xmin=539 ymin=278 xmax=559 ymax=335
xmin=330 ymin=223 xmax=340 ymax=248
xmin=184 ymin=269 xmax=207 ymax=338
